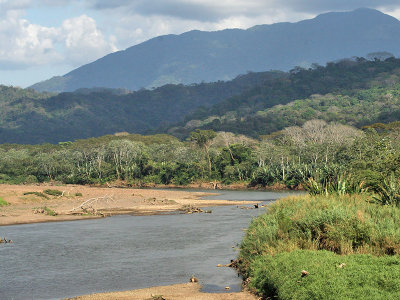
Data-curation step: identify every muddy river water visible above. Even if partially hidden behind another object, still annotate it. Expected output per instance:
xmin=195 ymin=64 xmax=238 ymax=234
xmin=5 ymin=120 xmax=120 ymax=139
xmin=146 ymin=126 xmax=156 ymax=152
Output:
xmin=0 ymin=189 xmax=298 ymax=300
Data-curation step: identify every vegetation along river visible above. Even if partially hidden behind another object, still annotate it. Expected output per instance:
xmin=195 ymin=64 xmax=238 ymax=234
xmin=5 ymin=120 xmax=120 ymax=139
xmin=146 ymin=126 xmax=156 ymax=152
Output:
xmin=0 ymin=189 xmax=298 ymax=300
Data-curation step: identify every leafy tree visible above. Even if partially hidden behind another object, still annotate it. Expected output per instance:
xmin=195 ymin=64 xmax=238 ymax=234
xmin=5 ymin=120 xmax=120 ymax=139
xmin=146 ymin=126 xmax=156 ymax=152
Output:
xmin=189 ymin=129 xmax=217 ymax=176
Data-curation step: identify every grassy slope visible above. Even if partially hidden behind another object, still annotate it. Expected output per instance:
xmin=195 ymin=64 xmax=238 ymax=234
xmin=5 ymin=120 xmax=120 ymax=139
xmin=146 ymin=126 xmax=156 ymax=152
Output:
xmin=249 ymin=250 xmax=400 ymax=300
xmin=239 ymin=195 xmax=400 ymax=299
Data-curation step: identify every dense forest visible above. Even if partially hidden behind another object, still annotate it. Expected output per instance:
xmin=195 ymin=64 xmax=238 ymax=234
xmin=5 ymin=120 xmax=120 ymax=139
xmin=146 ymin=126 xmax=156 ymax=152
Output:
xmin=2 ymin=57 xmax=400 ymax=144
xmin=1 ymin=121 xmax=399 ymax=201
xmin=0 ymin=71 xmax=283 ymax=144
xmin=168 ymin=57 xmax=400 ymax=137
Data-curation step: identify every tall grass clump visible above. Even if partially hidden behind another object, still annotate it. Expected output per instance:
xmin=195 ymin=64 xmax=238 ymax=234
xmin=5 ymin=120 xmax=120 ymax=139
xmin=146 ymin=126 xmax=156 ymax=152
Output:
xmin=248 ymin=250 xmax=400 ymax=300
xmin=0 ymin=197 xmax=9 ymax=206
xmin=239 ymin=194 xmax=400 ymax=274
xmin=23 ymin=192 xmax=50 ymax=199
xmin=43 ymin=189 xmax=63 ymax=196
xmin=372 ymin=173 xmax=400 ymax=206
xmin=304 ymin=174 xmax=367 ymax=196
xmin=238 ymin=194 xmax=400 ymax=298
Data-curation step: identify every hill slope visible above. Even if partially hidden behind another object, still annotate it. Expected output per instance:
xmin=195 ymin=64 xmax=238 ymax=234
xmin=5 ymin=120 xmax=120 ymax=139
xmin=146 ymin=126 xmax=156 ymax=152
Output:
xmin=0 ymin=71 xmax=282 ymax=144
xmin=2 ymin=58 xmax=400 ymax=144
xmin=31 ymin=8 xmax=400 ymax=93
xmin=166 ymin=57 xmax=400 ymax=137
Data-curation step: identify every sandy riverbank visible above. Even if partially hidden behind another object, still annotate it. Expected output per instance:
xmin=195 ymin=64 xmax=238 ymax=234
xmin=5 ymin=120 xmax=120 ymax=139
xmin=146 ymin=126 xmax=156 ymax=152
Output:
xmin=69 ymin=282 xmax=259 ymax=300
xmin=0 ymin=184 xmax=258 ymax=226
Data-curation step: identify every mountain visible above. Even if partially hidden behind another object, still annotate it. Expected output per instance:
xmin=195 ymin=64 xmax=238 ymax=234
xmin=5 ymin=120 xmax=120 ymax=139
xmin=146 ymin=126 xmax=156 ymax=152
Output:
xmin=31 ymin=8 xmax=400 ymax=93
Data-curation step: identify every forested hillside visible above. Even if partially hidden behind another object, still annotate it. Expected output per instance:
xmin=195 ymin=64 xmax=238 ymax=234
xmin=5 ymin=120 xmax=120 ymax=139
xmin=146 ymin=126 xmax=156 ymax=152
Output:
xmin=2 ymin=57 xmax=400 ymax=144
xmin=0 ymin=71 xmax=282 ymax=144
xmin=167 ymin=57 xmax=400 ymax=137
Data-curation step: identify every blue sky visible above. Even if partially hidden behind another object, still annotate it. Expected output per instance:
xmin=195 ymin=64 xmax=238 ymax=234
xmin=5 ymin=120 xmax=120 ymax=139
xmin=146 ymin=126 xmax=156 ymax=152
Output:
xmin=1 ymin=0 xmax=400 ymax=88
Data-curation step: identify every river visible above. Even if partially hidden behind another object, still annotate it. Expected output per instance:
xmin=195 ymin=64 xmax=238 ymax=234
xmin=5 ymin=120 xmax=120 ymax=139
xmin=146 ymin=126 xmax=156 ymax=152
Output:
xmin=0 ymin=189 xmax=297 ymax=300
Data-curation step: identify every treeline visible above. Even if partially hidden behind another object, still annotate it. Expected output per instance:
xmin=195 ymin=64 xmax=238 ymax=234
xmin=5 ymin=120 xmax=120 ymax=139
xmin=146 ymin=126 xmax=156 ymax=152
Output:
xmin=168 ymin=57 xmax=400 ymax=137
xmin=1 ymin=121 xmax=399 ymax=193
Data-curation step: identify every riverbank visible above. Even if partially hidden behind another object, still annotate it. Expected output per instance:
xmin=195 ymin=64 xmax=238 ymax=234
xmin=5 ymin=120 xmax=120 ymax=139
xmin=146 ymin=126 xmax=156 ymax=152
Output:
xmin=0 ymin=183 xmax=258 ymax=226
xmin=69 ymin=282 xmax=259 ymax=300
xmin=104 ymin=180 xmax=304 ymax=191
xmin=238 ymin=194 xmax=400 ymax=299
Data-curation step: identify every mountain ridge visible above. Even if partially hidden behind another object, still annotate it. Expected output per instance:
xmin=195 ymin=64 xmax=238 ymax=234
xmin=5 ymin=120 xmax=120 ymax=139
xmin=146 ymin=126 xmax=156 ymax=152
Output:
xmin=30 ymin=8 xmax=400 ymax=93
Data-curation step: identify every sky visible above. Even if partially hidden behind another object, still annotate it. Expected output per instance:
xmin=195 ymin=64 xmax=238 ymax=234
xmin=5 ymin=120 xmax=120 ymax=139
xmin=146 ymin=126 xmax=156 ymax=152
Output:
xmin=1 ymin=1 xmax=400 ymax=88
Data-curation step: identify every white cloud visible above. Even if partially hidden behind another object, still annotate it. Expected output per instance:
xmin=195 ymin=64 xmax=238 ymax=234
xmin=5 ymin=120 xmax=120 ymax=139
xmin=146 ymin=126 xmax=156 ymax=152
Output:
xmin=0 ymin=11 xmax=116 ymax=69
xmin=0 ymin=10 xmax=61 ymax=69
xmin=60 ymin=15 xmax=117 ymax=65
xmin=101 ymin=5 xmax=313 ymax=50
xmin=381 ymin=6 xmax=400 ymax=20
xmin=88 ymin=0 xmax=400 ymax=21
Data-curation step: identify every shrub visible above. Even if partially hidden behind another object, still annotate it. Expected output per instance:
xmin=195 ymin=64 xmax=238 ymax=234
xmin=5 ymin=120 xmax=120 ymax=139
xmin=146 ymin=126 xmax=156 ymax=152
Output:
xmin=23 ymin=192 xmax=49 ymax=199
xmin=43 ymin=189 xmax=63 ymax=196
xmin=373 ymin=173 xmax=400 ymax=206
xmin=43 ymin=206 xmax=57 ymax=216
xmin=0 ymin=197 xmax=9 ymax=206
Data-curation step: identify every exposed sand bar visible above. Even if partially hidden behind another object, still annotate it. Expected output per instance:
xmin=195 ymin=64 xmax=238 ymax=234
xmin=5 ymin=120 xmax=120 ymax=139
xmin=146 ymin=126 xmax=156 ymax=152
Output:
xmin=69 ymin=282 xmax=258 ymax=300
xmin=0 ymin=184 xmax=258 ymax=226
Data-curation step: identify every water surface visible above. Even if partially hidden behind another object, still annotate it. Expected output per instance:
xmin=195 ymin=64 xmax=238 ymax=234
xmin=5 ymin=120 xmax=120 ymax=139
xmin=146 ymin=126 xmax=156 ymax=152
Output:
xmin=0 ymin=189 xmax=296 ymax=300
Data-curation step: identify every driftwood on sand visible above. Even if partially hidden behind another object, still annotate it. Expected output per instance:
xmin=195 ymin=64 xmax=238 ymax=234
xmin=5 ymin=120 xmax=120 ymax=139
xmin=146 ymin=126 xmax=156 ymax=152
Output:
xmin=69 ymin=195 xmax=115 ymax=216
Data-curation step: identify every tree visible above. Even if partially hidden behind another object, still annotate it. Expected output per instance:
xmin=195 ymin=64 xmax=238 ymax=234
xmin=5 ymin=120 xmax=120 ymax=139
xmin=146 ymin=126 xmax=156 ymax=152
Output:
xmin=190 ymin=129 xmax=216 ymax=176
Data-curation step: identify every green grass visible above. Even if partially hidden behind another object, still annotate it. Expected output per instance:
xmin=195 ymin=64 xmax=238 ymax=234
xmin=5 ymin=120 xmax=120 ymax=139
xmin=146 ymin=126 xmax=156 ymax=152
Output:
xmin=23 ymin=192 xmax=50 ymax=199
xmin=238 ymin=194 xmax=400 ymax=299
xmin=43 ymin=189 xmax=63 ymax=196
xmin=43 ymin=206 xmax=57 ymax=216
xmin=0 ymin=197 xmax=9 ymax=206
xmin=248 ymin=250 xmax=400 ymax=300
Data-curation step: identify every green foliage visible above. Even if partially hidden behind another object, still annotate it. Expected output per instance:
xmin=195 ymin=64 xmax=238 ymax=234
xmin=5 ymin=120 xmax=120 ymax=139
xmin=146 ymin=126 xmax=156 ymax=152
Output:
xmin=189 ymin=129 xmax=217 ymax=148
xmin=170 ymin=58 xmax=400 ymax=137
xmin=239 ymin=194 xmax=400 ymax=299
xmin=148 ymin=295 xmax=165 ymax=300
xmin=0 ymin=117 xmax=398 ymax=191
xmin=304 ymin=174 xmax=367 ymax=196
xmin=0 ymin=174 xmax=38 ymax=185
xmin=373 ymin=173 xmax=400 ymax=206
xmin=239 ymin=195 xmax=400 ymax=268
xmin=248 ymin=250 xmax=400 ymax=300
xmin=43 ymin=189 xmax=63 ymax=196
xmin=0 ymin=197 xmax=9 ymax=207
xmin=43 ymin=206 xmax=57 ymax=216
xmin=190 ymin=129 xmax=217 ymax=176
xmin=23 ymin=192 xmax=50 ymax=199
xmin=2 ymin=58 xmax=400 ymax=144
xmin=0 ymin=71 xmax=280 ymax=144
